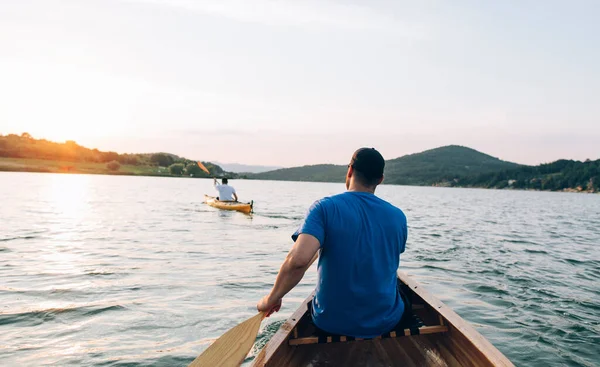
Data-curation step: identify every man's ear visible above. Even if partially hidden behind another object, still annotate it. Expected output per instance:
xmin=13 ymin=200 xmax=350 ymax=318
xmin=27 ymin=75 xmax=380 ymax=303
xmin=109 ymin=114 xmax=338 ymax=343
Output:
xmin=378 ymin=175 xmax=385 ymax=185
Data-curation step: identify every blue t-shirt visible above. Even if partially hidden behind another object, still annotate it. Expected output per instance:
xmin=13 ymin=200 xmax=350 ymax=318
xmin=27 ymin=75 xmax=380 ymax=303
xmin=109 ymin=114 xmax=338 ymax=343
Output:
xmin=292 ymin=191 xmax=407 ymax=338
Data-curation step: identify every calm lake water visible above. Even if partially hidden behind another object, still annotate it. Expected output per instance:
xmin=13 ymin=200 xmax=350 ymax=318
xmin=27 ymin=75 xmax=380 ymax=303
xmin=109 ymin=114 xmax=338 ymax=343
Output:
xmin=1 ymin=172 xmax=599 ymax=366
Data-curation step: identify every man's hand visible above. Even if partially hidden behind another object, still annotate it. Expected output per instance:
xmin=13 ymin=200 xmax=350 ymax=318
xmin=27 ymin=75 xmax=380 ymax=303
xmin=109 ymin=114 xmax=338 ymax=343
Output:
xmin=257 ymin=295 xmax=282 ymax=317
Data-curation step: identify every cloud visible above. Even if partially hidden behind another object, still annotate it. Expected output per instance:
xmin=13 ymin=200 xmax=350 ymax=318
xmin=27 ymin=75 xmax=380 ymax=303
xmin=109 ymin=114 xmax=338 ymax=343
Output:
xmin=123 ymin=0 xmax=429 ymax=38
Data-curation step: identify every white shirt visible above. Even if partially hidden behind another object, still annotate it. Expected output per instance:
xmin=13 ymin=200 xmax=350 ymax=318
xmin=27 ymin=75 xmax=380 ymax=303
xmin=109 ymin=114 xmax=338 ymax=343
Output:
xmin=214 ymin=183 xmax=236 ymax=201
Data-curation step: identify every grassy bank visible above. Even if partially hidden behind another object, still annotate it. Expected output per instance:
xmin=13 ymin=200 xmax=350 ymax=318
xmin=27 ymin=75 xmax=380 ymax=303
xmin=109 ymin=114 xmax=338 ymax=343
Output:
xmin=0 ymin=157 xmax=174 ymax=177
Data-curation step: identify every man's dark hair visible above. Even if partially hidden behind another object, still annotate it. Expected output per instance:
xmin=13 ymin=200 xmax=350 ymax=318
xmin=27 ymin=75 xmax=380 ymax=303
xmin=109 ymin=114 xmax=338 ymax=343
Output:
xmin=350 ymin=148 xmax=385 ymax=186
xmin=222 ymin=178 xmax=229 ymax=184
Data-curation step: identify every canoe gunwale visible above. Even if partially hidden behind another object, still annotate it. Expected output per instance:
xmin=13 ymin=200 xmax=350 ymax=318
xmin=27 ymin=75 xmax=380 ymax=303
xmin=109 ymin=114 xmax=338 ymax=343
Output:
xmin=252 ymin=290 xmax=315 ymax=365
xmin=251 ymin=271 xmax=514 ymax=367
xmin=397 ymin=272 xmax=513 ymax=367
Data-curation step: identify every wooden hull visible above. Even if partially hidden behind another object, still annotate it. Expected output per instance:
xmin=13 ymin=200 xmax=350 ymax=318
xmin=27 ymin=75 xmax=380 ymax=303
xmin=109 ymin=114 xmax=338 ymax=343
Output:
xmin=251 ymin=271 xmax=513 ymax=367
xmin=204 ymin=195 xmax=253 ymax=214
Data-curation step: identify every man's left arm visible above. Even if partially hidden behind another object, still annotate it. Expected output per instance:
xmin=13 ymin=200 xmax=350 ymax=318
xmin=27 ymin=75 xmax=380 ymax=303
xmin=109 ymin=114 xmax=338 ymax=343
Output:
xmin=400 ymin=215 xmax=408 ymax=253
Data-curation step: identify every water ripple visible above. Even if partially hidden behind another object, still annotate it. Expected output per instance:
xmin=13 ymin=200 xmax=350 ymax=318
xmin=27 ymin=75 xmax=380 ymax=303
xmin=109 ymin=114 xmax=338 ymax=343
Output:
xmin=0 ymin=174 xmax=598 ymax=367
xmin=0 ymin=305 xmax=127 ymax=326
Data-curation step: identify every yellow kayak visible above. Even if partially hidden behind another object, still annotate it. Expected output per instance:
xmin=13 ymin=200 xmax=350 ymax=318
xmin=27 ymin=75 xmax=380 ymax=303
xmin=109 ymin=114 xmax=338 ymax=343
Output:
xmin=204 ymin=195 xmax=253 ymax=214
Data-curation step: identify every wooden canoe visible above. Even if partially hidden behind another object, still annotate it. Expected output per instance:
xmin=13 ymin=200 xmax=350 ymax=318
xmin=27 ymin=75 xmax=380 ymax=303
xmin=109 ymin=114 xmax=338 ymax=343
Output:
xmin=204 ymin=195 xmax=253 ymax=214
xmin=251 ymin=271 xmax=514 ymax=367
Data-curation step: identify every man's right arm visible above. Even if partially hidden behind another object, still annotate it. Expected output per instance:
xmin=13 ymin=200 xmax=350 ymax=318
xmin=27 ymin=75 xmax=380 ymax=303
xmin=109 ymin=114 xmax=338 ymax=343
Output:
xmin=257 ymin=234 xmax=320 ymax=314
xmin=257 ymin=200 xmax=326 ymax=315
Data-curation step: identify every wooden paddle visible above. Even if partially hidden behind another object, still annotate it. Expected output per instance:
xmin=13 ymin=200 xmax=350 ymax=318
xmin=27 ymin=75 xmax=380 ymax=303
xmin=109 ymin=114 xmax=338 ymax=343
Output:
xmin=188 ymin=249 xmax=318 ymax=366
xmin=188 ymin=312 xmax=265 ymax=367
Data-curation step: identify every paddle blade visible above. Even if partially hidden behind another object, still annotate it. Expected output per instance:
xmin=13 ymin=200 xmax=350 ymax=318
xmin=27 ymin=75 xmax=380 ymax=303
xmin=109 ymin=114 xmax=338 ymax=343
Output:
xmin=189 ymin=313 xmax=264 ymax=367
xmin=197 ymin=161 xmax=211 ymax=175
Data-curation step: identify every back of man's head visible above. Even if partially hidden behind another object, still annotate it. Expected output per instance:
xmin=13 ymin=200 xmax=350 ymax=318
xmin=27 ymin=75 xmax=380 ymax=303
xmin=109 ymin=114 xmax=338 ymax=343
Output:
xmin=350 ymin=148 xmax=385 ymax=186
xmin=222 ymin=178 xmax=229 ymax=184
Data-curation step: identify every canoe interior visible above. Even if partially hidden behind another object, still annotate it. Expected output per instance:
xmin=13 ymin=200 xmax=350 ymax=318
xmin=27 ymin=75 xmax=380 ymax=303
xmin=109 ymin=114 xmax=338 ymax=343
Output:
xmin=252 ymin=271 xmax=513 ymax=367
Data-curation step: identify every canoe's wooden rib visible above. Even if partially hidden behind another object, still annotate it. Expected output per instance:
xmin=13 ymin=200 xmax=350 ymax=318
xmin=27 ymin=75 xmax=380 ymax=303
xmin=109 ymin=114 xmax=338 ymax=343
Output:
xmin=251 ymin=271 xmax=514 ymax=367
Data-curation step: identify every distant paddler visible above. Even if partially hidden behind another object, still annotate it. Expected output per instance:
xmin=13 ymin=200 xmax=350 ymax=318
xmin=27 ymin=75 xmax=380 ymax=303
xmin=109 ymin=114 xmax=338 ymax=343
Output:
xmin=213 ymin=177 xmax=238 ymax=202
xmin=197 ymin=161 xmax=238 ymax=202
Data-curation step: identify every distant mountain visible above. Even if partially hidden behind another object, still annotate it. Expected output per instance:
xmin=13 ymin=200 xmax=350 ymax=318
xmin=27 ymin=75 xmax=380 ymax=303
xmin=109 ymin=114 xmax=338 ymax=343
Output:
xmin=215 ymin=162 xmax=283 ymax=174
xmin=254 ymin=164 xmax=347 ymax=182
xmin=251 ymin=145 xmax=522 ymax=186
xmin=250 ymin=145 xmax=599 ymax=192
xmin=384 ymin=145 xmax=521 ymax=185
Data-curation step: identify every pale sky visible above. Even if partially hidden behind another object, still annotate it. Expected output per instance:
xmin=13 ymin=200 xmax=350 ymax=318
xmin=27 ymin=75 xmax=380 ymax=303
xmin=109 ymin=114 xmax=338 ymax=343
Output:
xmin=1 ymin=0 xmax=598 ymax=166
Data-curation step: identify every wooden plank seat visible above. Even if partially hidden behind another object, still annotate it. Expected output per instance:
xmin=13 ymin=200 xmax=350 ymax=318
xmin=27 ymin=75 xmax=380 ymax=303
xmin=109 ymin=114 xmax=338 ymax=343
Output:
xmin=288 ymin=304 xmax=448 ymax=346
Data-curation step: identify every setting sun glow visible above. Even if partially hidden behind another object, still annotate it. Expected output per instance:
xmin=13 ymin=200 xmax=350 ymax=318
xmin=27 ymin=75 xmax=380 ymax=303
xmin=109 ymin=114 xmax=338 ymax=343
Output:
xmin=0 ymin=62 xmax=138 ymax=144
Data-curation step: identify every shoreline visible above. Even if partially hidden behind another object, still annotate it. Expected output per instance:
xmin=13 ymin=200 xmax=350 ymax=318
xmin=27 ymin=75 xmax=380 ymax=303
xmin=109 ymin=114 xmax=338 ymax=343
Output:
xmin=2 ymin=165 xmax=596 ymax=194
xmin=0 ymin=157 xmax=236 ymax=179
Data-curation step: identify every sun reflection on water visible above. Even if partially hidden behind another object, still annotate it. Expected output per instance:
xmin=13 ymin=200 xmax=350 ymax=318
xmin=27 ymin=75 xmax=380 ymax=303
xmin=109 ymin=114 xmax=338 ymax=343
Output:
xmin=38 ymin=174 xmax=92 ymax=276
xmin=45 ymin=174 xmax=91 ymax=218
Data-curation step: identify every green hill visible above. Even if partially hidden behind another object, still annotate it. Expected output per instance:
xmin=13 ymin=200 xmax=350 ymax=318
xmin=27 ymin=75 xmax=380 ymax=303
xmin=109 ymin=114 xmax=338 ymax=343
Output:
xmin=252 ymin=164 xmax=347 ymax=183
xmin=252 ymin=145 xmax=521 ymax=186
xmin=384 ymin=145 xmax=520 ymax=185
xmin=0 ymin=133 xmax=232 ymax=178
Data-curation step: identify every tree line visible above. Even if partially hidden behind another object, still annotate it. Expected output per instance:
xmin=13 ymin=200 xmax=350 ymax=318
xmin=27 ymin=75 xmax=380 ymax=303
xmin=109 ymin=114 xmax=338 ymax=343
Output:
xmin=455 ymin=159 xmax=600 ymax=192
xmin=0 ymin=133 xmax=229 ymax=177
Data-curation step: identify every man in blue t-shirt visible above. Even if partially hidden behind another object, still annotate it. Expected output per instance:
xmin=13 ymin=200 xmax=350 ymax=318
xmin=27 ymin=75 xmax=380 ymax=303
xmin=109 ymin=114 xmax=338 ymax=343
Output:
xmin=257 ymin=148 xmax=408 ymax=338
